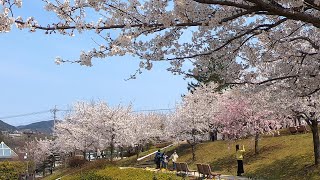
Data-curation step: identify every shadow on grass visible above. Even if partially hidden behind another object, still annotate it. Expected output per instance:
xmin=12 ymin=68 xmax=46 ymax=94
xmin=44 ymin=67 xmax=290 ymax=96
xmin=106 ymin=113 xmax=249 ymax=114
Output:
xmin=210 ymin=144 xmax=285 ymax=174
xmin=245 ymin=155 xmax=318 ymax=180
xmin=169 ymin=143 xmax=193 ymax=157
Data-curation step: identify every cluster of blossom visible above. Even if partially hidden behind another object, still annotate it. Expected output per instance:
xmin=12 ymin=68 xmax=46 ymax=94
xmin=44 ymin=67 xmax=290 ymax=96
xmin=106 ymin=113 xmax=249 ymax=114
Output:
xmin=0 ymin=8 xmax=14 ymax=32
xmin=169 ymin=82 xmax=290 ymax=143
xmin=24 ymin=138 xmax=53 ymax=165
xmin=2 ymin=0 xmax=320 ymax=86
xmin=52 ymin=101 xmax=168 ymax=157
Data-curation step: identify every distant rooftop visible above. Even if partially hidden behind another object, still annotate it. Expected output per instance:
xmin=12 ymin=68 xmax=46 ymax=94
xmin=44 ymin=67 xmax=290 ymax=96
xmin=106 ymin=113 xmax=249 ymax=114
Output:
xmin=0 ymin=141 xmax=18 ymax=158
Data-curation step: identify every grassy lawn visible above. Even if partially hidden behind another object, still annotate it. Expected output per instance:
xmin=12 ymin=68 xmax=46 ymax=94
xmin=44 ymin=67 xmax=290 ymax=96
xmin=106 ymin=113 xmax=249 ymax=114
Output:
xmin=177 ymin=133 xmax=319 ymax=180
xmin=43 ymin=131 xmax=320 ymax=180
xmin=44 ymin=166 xmax=185 ymax=180
xmin=43 ymin=145 xmax=180 ymax=180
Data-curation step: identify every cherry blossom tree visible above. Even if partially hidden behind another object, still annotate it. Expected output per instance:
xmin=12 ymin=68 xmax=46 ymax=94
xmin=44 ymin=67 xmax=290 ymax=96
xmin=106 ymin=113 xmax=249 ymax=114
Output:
xmin=170 ymin=83 xmax=219 ymax=161
xmin=174 ymin=83 xmax=284 ymax=156
xmin=213 ymin=89 xmax=282 ymax=154
xmin=1 ymin=1 xmax=319 ymax=103
xmin=264 ymin=88 xmax=320 ymax=165
xmin=24 ymin=138 xmax=54 ymax=176
xmin=239 ymin=84 xmax=320 ymax=165
xmin=54 ymin=102 xmax=101 ymax=160
xmin=92 ymin=102 xmax=132 ymax=161
xmin=3 ymin=0 xmax=320 ymax=164
xmin=53 ymin=101 xmax=132 ymax=161
xmin=0 ymin=1 xmax=318 ymax=82
xmin=53 ymin=101 xmax=167 ymax=161
xmin=291 ymin=95 xmax=320 ymax=165
xmin=129 ymin=112 xmax=166 ymax=159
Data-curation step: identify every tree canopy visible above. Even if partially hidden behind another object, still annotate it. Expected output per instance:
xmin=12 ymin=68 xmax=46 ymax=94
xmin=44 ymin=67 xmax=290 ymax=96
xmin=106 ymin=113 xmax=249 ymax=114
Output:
xmin=0 ymin=1 xmax=318 ymax=89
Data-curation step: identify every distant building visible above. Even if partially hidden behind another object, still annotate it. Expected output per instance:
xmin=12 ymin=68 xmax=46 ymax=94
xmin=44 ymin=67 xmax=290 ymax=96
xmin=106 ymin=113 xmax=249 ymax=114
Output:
xmin=0 ymin=141 xmax=18 ymax=160
xmin=1 ymin=131 xmax=9 ymax=137
xmin=8 ymin=133 xmax=22 ymax=138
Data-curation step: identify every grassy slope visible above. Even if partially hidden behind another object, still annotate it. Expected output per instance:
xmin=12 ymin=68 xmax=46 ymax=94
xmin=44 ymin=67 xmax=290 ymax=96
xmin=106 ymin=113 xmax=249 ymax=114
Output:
xmin=43 ymin=163 xmax=185 ymax=180
xmin=177 ymin=133 xmax=319 ymax=180
xmin=43 ymin=132 xmax=320 ymax=180
xmin=42 ymin=146 xmax=179 ymax=180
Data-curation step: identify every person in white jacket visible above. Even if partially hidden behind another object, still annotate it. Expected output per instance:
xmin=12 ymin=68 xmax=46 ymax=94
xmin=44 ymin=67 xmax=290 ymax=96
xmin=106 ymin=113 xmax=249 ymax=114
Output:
xmin=170 ymin=150 xmax=179 ymax=170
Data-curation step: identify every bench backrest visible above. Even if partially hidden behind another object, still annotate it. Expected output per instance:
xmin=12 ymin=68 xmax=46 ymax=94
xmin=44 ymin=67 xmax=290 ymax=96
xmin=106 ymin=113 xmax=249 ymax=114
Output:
xmin=289 ymin=127 xmax=297 ymax=133
xmin=180 ymin=162 xmax=187 ymax=172
xmin=196 ymin=163 xmax=204 ymax=174
xmin=202 ymin=164 xmax=211 ymax=175
xmin=297 ymin=125 xmax=308 ymax=133
xmin=176 ymin=162 xmax=182 ymax=172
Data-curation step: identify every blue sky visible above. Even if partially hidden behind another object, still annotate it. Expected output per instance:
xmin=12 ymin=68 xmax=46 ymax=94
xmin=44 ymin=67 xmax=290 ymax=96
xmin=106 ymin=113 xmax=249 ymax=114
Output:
xmin=0 ymin=3 xmax=190 ymax=126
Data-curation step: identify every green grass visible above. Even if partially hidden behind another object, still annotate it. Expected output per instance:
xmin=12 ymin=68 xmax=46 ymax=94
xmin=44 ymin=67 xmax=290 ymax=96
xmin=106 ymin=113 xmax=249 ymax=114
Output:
xmin=43 ymin=131 xmax=320 ymax=180
xmin=45 ymin=166 xmax=185 ymax=180
xmin=176 ymin=133 xmax=319 ymax=180
xmin=42 ymin=145 xmax=180 ymax=180
xmin=96 ymin=167 xmax=184 ymax=180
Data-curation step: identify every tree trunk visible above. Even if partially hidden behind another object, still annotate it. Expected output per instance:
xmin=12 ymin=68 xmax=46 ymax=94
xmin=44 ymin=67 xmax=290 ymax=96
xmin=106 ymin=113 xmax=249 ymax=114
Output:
xmin=64 ymin=154 xmax=68 ymax=168
xmin=42 ymin=162 xmax=45 ymax=177
xmin=136 ymin=145 xmax=141 ymax=160
xmin=310 ymin=120 xmax=320 ymax=165
xmin=190 ymin=130 xmax=197 ymax=161
xmin=83 ymin=150 xmax=86 ymax=161
xmin=255 ymin=132 xmax=259 ymax=154
xmin=110 ymin=142 xmax=114 ymax=162
xmin=187 ymin=139 xmax=196 ymax=161
xmin=191 ymin=143 xmax=196 ymax=161
xmin=210 ymin=129 xmax=218 ymax=141
xmin=110 ymin=133 xmax=116 ymax=161
xmin=120 ymin=146 xmax=124 ymax=159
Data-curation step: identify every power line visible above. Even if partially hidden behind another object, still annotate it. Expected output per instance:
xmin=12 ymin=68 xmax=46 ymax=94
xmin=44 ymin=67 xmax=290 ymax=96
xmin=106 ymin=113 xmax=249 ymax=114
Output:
xmin=0 ymin=110 xmax=51 ymax=119
xmin=132 ymin=108 xmax=175 ymax=112
xmin=0 ymin=108 xmax=175 ymax=120
xmin=0 ymin=108 xmax=70 ymax=120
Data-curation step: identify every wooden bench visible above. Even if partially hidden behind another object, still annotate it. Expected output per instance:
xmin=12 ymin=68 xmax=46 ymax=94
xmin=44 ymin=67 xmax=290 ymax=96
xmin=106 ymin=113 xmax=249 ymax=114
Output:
xmin=180 ymin=162 xmax=196 ymax=175
xmin=297 ymin=125 xmax=309 ymax=133
xmin=202 ymin=164 xmax=221 ymax=179
xmin=289 ymin=127 xmax=298 ymax=134
xmin=176 ymin=162 xmax=182 ymax=173
xmin=196 ymin=163 xmax=205 ymax=177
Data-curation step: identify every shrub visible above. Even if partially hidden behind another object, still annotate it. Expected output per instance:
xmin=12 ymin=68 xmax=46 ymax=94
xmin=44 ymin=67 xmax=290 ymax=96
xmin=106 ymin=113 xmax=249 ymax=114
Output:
xmin=0 ymin=161 xmax=26 ymax=180
xmin=68 ymin=158 xmax=86 ymax=168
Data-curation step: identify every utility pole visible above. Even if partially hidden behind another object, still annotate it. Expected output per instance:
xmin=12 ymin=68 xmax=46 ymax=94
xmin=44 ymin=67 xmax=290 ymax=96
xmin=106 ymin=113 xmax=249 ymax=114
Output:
xmin=51 ymin=106 xmax=58 ymax=130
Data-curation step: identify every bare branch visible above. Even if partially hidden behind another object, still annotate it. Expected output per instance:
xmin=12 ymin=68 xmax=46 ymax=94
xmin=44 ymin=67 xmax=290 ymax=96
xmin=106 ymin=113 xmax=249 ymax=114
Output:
xmin=193 ymin=0 xmax=254 ymax=10
xmin=289 ymin=36 xmax=319 ymax=50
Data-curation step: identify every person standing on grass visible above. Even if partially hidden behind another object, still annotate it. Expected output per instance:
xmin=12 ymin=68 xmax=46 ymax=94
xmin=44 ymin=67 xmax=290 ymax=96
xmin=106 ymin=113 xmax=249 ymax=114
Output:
xmin=154 ymin=149 xmax=162 ymax=169
xmin=161 ymin=152 xmax=169 ymax=169
xmin=236 ymin=144 xmax=245 ymax=176
xmin=96 ymin=149 xmax=101 ymax=159
xmin=170 ymin=150 xmax=179 ymax=170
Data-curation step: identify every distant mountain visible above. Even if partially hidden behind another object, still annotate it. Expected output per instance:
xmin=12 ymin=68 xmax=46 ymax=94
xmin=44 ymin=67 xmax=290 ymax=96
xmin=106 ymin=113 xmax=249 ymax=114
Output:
xmin=17 ymin=120 xmax=55 ymax=134
xmin=0 ymin=120 xmax=17 ymax=132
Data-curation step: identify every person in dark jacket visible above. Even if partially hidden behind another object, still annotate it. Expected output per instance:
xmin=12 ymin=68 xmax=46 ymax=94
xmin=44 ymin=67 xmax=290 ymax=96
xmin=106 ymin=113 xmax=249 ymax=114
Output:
xmin=154 ymin=149 xmax=162 ymax=169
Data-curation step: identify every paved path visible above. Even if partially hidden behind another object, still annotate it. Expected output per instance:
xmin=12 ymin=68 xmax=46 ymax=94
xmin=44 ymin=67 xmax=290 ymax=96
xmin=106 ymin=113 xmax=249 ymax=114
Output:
xmin=123 ymin=167 xmax=251 ymax=180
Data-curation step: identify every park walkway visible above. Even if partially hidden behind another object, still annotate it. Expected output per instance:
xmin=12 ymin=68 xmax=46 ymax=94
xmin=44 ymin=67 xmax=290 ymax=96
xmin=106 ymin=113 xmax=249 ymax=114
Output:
xmin=134 ymin=143 xmax=250 ymax=180
xmin=120 ymin=167 xmax=250 ymax=180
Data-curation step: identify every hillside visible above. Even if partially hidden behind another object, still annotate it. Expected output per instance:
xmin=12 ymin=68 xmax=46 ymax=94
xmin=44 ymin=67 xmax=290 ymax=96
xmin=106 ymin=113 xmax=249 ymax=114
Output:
xmin=43 ymin=131 xmax=320 ymax=180
xmin=176 ymin=133 xmax=318 ymax=180
xmin=17 ymin=120 xmax=55 ymax=134
xmin=0 ymin=120 xmax=17 ymax=132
